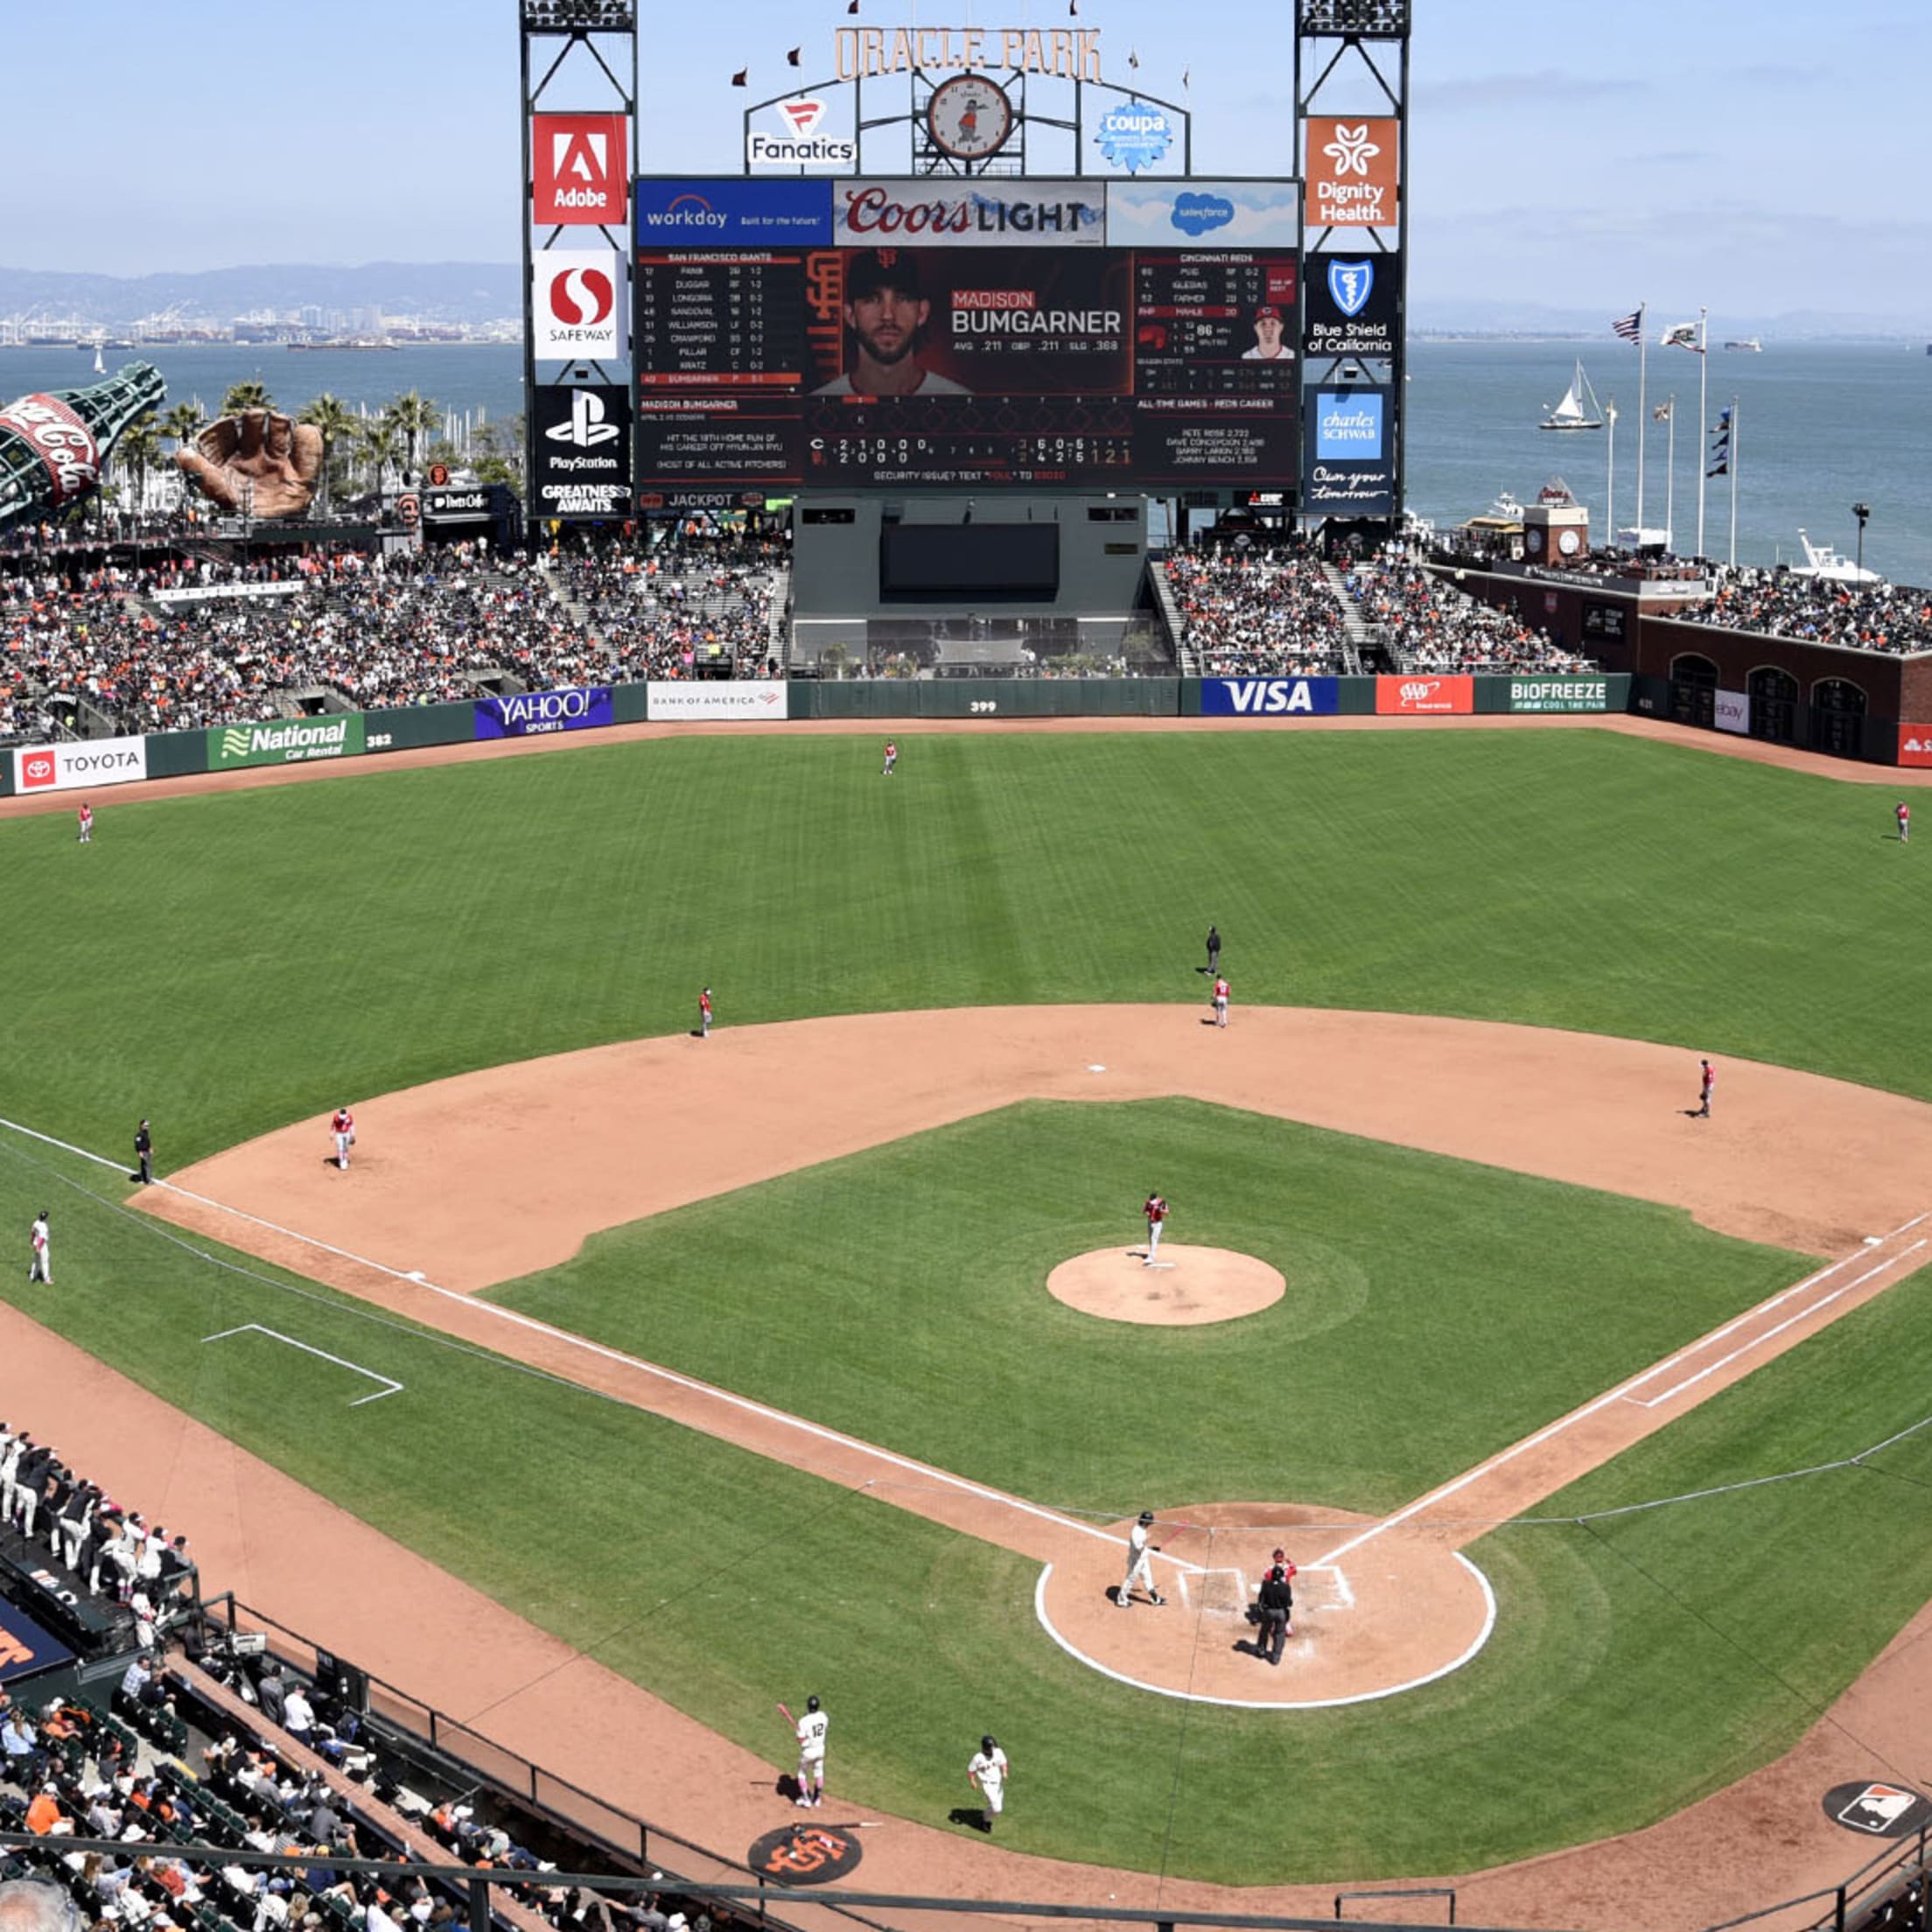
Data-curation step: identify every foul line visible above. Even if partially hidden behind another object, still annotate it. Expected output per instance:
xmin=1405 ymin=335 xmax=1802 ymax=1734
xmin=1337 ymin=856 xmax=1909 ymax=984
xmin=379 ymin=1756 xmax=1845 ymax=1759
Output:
xmin=202 ymin=1325 xmax=403 ymax=1406
xmin=1323 ymin=1215 xmax=1931 ymax=1567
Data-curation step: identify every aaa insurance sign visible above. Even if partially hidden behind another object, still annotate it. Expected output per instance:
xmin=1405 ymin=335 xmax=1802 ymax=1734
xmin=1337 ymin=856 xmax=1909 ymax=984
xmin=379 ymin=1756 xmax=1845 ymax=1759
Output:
xmin=533 ymin=383 xmax=632 ymax=518
xmin=532 ymin=248 xmax=625 ymax=360
xmin=13 ymin=735 xmax=148 ymax=793
xmin=533 ymin=113 xmax=627 ymax=226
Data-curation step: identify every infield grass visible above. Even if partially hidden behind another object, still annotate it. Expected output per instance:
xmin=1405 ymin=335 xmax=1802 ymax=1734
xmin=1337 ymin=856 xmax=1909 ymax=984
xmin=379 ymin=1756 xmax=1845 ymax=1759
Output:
xmin=4 ymin=726 xmax=1931 ymax=1168
xmin=490 ymin=1096 xmax=1808 ymax=1513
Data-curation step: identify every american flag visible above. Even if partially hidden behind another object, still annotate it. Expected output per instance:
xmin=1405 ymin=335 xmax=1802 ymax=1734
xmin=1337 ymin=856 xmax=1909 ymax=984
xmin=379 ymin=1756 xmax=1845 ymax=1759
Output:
xmin=1611 ymin=308 xmax=1644 ymax=344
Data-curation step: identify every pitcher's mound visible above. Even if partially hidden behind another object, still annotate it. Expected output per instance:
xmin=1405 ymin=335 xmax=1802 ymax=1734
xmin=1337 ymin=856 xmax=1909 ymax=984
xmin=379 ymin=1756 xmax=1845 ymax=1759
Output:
xmin=1048 ymin=1244 xmax=1285 ymax=1325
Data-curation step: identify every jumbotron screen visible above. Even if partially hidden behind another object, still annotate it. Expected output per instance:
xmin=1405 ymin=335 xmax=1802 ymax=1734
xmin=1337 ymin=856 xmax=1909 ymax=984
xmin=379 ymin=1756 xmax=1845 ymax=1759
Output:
xmin=632 ymin=176 xmax=1300 ymax=494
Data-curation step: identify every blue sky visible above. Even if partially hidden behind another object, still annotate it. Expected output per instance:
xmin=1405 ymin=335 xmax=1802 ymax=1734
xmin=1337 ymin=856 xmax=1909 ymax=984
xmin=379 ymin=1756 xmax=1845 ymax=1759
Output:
xmin=4 ymin=0 xmax=1927 ymax=321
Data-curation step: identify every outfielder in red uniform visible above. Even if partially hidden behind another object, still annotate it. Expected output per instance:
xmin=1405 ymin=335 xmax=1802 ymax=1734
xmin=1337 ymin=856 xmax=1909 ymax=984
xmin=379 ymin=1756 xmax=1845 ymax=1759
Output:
xmin=1897 ymin=802 xmax=1910 ymax=844
xmin=883 ymin=739 xmax=898 ymax=777
xmin=1143 ymin=1192 xmax=1168 ymax=1266
xmin=76 ymin=803 xmax=94 ymax=844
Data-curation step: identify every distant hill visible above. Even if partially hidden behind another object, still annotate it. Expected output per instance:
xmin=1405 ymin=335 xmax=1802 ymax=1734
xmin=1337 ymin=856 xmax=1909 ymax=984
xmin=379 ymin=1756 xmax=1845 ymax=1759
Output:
xmin=0 ymin=262 xmax=521 ymax=327
xmin=1411 ymin=297 xmax=1927 ymax=343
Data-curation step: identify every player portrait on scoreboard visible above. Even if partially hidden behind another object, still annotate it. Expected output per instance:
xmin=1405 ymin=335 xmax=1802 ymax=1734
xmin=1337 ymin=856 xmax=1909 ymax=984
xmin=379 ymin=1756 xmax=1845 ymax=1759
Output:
xmin=813 ymin=248 xmax=970 ymax=398
xmin=1242 ymin=304 xmax=1296 ymax=362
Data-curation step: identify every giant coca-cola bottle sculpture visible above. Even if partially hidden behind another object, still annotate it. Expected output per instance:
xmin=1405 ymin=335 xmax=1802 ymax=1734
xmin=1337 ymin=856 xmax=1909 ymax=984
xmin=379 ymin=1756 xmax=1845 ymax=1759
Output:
xmin=0 ymin=362 xmax=166 ymax=535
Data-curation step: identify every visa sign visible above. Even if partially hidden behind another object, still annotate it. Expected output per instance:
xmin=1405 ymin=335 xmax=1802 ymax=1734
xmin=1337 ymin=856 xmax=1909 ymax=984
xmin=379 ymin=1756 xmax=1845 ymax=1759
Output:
xmin=1200 ymin=677 xmax=1340 ymax=717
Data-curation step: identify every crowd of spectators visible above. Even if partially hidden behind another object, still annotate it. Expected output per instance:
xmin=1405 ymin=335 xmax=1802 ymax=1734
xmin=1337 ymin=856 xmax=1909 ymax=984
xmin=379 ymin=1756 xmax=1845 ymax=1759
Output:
xmin=1676 ymin=565 xmax=1932 ymax=655
xmin=1340 ymin=556 xmax=1598 ymax=674
xmin=1163 ymin=543 xmax=1354 ymax=675
xmin=0 ymin=530 xmax=789 ymax=746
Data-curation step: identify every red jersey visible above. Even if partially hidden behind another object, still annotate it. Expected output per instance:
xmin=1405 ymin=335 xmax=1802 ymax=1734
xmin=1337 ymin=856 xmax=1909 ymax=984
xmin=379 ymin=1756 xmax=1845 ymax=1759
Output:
xmin=885 ymin=741 xmax=897 ymax=758
xmin=77 ymin=806 xmax=92 ymax=829
xmin=1898 ymin=804 xmax=1910 ymax=826
xmin=1144 ymin=1194 xmax=1167 ymax=1224
xmin=332 ymin=1109 xmax=354 ymax=1135
xmin=1213 ymin=976 xmax=1229 ymax=1002
xmin=1700 ymin=1064 xmax=1715 ymax=1096
xmin=699 ymin=990 xmax=713 ymax=1017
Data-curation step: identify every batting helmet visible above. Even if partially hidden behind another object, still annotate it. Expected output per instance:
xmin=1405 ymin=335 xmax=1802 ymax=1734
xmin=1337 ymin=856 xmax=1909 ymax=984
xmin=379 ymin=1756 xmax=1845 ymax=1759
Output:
xmin=807 ymin=1695 xmax=820 ymax=1713
xmin=981 ymin=1735 xmax=997 ymax=1754
xmin=1138 ymin=1509 xmax=1155 ymax=1525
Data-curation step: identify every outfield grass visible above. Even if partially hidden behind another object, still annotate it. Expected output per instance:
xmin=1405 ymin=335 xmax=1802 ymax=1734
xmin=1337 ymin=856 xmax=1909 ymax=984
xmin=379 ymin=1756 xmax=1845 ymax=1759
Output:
xmin=4 ymin=727 xmax=1930 ymax=1169
xmin=4 ymin=1125 xmax=1932 ymax=1882
xmin=491 ymin=1097 xmax=1808 ymax=1514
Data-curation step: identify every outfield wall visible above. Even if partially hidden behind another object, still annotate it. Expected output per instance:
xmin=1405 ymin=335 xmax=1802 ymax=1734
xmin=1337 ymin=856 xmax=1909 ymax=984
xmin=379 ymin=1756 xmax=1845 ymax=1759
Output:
xmin=0 ymin=676 xmax=1631 ymax=797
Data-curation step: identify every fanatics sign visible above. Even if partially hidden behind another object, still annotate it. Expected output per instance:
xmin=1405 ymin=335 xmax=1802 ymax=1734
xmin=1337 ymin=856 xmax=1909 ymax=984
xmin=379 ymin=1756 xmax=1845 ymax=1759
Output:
xmin=533 ymin=114 xmax=628 ymax=227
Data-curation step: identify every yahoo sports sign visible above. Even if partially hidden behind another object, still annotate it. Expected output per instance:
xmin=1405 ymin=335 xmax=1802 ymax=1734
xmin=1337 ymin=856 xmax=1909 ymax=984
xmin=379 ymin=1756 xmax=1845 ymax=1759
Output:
xmin=474 ymin=686 xmax=614 ymax=739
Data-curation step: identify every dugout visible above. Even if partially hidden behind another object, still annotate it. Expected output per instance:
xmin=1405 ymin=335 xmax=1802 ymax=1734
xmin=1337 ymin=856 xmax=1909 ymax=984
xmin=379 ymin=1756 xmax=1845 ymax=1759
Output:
xmin=789 ymin=494 xmax=1166 ymax=676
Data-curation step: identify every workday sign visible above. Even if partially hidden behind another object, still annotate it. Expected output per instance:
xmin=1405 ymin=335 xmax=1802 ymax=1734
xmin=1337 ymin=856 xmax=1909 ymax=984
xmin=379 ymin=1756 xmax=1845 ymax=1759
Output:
xmin=474 ymin=686 xmax=614 ymax=739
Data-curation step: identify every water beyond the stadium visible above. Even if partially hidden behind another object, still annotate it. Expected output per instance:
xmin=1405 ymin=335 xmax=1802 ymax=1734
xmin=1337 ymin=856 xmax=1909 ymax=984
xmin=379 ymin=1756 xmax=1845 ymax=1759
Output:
xmin=4 ymin=337 xmax=1924 ymax=586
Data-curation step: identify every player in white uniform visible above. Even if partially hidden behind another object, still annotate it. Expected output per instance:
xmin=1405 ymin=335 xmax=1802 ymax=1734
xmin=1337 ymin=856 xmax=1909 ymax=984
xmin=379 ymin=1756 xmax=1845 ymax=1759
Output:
xmin=27 ymin=1211 xmax=51 ymax=1286
xmin=780 ymin=1694 xmax=828 ymax=1807
xmin=1119 ymin=1508 xmax=1164 ymax=1607
xmin=967 ymin=1734 xmax=1009 ymax=1833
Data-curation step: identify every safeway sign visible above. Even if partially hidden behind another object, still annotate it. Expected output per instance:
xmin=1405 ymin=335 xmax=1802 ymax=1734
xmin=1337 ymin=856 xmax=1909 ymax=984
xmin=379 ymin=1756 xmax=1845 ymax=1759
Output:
xmin=13 ymin=735 xmax=149 ymax=794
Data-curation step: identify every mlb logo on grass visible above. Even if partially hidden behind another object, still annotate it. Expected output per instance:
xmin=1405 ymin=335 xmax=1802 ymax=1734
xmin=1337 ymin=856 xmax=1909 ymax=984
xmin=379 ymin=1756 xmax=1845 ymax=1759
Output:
xmin=1315 ymin=392 xmax=1383 ymax=458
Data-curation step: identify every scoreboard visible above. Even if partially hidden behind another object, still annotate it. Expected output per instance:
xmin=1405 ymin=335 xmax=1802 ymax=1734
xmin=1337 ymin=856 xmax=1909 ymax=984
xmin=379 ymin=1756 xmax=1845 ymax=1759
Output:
xmin=631 ymin=176 xmax=1301 ymax=496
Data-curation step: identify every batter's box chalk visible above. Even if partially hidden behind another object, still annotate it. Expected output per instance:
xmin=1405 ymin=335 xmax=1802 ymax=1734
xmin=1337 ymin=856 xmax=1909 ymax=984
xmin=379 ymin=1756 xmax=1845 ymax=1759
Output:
xmin=1300 ymin=1563 xmax=1354 ymax=1611
xmin=1199 ymin=1568 xmax=1250 ymax=1614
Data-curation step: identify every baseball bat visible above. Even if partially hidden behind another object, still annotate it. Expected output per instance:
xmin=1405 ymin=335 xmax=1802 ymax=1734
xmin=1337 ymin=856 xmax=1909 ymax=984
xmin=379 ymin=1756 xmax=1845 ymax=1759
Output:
xmin=776 ymin=1701 xmax=794 ymax=1728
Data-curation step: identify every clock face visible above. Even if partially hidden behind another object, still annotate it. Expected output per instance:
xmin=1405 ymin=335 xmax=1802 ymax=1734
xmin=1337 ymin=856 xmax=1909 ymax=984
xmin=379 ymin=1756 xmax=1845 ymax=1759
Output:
xmin=1558 ymin=528 xmax=1582 ymax=555
xmin=928 ymin=74 xmax=1014 ymax=160
xmin=1525 ymin=527 xmax=1544 ymax=552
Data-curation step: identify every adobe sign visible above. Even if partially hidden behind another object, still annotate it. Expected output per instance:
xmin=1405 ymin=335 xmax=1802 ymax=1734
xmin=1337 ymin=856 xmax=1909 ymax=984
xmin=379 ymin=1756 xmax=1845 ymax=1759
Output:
xmin=534 ymin=113 xmax=628 ymax=226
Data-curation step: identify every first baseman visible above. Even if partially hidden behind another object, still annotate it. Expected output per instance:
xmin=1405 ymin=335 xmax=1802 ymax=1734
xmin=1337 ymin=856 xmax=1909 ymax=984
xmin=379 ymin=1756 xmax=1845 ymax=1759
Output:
xmin=1119 ymin=1508 xmax=1164 ymax=1607
xmin=1142 ymin=1190 xmax=1168 ymax=1265
xmin=967 ymin=1734 xmax=1009 ymax=1832
xmin=778 ymin=1693 xmax=828 ymax=1808
xmin=27 ymin=1211 xmax=51 ymax=1286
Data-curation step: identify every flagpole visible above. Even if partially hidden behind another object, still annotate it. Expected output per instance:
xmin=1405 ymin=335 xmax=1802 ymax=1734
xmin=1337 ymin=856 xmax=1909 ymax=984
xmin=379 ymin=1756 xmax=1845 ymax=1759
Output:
xmin=1664 ymin=396 xmax=1676 ymax=550
xmin=1728 ymin=397 xmax=1740 ymax=566
xmin=1606 ymin=399 xmax=1617 ymax=546
xmin=1634 ymin=302 xmax=1648 ymax=541
xmin=1695 ymin=307 xmax=1710 ymax=559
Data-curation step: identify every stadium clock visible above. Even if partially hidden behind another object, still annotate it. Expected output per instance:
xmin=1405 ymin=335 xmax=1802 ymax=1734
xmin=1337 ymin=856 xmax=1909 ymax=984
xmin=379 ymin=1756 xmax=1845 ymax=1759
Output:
xmin=927 ymin=74 xmax=1015 ymax=161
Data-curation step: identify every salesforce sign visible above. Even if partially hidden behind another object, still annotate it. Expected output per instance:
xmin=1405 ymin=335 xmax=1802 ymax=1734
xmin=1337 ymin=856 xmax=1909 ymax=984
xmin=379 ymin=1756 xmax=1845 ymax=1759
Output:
xmin=473 ymin=686 xmax=615 ymax=739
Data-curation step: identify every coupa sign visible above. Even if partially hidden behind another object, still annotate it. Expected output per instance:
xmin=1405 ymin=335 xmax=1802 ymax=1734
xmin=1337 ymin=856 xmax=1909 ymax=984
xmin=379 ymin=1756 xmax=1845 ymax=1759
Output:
xmin=1200 ymin=677 xmax=1340 ymax=717
xmin=474 ymin=685 xmax=614 ymax=739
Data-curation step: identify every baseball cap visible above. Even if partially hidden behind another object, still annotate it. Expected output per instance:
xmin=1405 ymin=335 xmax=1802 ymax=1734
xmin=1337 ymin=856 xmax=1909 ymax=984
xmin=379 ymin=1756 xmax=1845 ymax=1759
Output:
xmin=1256 ymin=304 xmax=1283 ymax=320
xmin=847 ymin=248 xmax=922 ymax=299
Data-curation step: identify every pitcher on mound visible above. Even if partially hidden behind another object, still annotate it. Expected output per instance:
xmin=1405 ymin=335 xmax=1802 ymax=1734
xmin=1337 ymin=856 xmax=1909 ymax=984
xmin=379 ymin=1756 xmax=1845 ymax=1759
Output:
xmin=1142 ymin=1190 xmax=1168 ymax=1265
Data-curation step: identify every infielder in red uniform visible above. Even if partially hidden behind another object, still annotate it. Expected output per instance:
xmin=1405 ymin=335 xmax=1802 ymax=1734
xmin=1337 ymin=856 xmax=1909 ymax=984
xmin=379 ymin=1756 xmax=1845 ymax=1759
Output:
xmin=330 ymin=1107 xmax=356 ymax=1169
xmin=1695 ymin=1059 xmax=1715 ymax=1119
xmin=1143 ymin=1191 xmax=1168 ymax=1265
xmin=699 ymin=987 xmax=713 ymax=1038
xmin=1212 ymin=975 xmax=1230 ymax=1028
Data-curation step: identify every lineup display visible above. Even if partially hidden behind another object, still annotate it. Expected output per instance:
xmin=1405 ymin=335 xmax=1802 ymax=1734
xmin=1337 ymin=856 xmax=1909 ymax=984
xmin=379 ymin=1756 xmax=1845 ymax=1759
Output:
xmin=633 ymin=177 xmax=1300 ymax=494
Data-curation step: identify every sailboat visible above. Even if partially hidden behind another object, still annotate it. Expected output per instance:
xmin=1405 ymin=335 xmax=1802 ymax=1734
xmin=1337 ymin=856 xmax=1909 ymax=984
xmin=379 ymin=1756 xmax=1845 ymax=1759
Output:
xmin=91 ymin=340 xmax=105 ymax=375
xmin=1539 ymin=360 xmax=1605 ymax=431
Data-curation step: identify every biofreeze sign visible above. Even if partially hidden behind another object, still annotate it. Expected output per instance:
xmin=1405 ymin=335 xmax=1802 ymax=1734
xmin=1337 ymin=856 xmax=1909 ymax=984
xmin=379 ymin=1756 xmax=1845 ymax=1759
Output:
xmin=1508 ymin=679 xmax=1609 ymax=713
xmin=1200 ymin=677 xmax=1340 ymax=717
xmin=12 ymin=735 xmax=149 ymax=793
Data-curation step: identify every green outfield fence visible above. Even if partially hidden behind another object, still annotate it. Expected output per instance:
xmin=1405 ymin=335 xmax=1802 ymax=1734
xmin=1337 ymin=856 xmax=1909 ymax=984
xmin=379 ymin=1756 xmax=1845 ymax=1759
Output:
xmin=3 ymin=676 xmax=1656 ymax=798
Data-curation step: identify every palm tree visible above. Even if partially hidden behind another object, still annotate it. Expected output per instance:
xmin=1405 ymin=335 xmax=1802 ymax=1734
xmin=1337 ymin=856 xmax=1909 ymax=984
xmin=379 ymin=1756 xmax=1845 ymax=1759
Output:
xmin=220 ymin=379 xmax=273 ymax=416
xmin=298 ymin=393 xmax=358 ymax=515
xmin=382 ymin=389 xmax=438 ymax=480
xmin=356 ymin=417 xmax=403 ymax=494
xmin=160 ymin=401 xmax=204 ymax=454
xmin=111 ymin=413 xmax=165 ymax=522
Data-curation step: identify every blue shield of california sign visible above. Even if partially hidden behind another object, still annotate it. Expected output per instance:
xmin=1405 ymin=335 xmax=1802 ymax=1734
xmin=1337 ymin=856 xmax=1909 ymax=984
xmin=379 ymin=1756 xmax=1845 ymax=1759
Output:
xmin=1326 ymin=259 xmax=1373 ymax=318
xmin=1093 ymin=103 xmax=1174 ymax=173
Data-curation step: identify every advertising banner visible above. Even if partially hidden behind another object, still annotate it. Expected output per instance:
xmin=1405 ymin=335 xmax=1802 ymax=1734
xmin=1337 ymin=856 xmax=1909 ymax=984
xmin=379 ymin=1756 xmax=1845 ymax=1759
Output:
xmin=0 ymin=1596 xmax=74 ymax=1684
xmin=151 ymin=581 xmax=306 ymax=607
xmin=1304 ymin=252 xmax=1399 ymax=360
xmin=532 ymin=113 xmax=627 ymax=227
xmin=1092 ymin=103 xmax=1175 ymax=174
xmin=1716 ymin=690 xmax=1750 ymax=734
xmin=646 ymin=681 xmax=788 ymax=722
xmin=1200 ymin=676 xmax=1340 ymax=717
xmin=532 ymin=248 xmax=626 ymax=361
xmin=475 ymin=686 xmax=615 ymax=739
xmin=747 ymin=99 xmax=857 ymax=171
xmin=13 ymin=735 xmax=149 ymax=794
xmin=1103 ymin=179 xmax=1300 ymax=248
xmin=208 ymin=716 xmax=365 ymax=769
xmin=1376 ymin=676 xmax=1473 ymax=716
xmin=1899 ymin=726 xmax=1932 ymax=769
xmin=1581 ymin=600 xmax=1628 ymax=642
xmin=531 ymin=383 xmax=632 ymax=519
xmin=1302 ymin=386 xmax=1396 ymax=514
xmin=1508 ymin=678 xmax=1612 ymax=713
xmin=832 ymin=178 xmax=1105 ymax=248
xmin=423 ymin=487 xmax=494 ymax=524
xmin=1304 ymin=116 xmax=1400 ymax=230
xmin=635 ymin=177 xmax=833 ymax=247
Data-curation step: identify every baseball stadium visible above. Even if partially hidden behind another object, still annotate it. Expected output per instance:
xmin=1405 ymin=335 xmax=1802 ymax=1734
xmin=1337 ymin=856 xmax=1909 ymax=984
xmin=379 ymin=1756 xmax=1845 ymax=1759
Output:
xmin=5 ymin=8 xmax=1932 ymax=1932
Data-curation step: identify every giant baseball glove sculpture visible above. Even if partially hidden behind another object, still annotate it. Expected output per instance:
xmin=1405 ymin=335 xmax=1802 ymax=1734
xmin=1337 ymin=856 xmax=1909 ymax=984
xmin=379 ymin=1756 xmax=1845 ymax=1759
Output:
xmin=175 ymin=410 xmax=325 ymax=518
